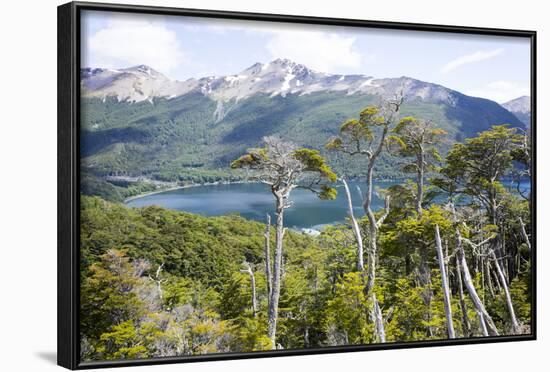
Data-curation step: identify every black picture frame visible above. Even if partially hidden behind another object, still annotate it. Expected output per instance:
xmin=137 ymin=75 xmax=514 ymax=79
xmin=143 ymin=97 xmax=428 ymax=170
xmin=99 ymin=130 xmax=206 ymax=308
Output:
xmin=58 ymin=1 xmax=537 ymax=369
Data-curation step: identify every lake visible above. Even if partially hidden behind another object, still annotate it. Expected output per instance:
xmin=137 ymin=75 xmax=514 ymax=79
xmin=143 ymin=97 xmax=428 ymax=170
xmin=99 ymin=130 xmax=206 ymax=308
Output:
xmin=125 ymin=181 xmax=393 ymax=229
xmin=125 ymin=179 xmax=531 ymax=230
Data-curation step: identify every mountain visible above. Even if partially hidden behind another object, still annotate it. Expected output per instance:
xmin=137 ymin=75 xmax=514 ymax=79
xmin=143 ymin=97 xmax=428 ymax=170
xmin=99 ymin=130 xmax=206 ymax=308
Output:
xmin=82 ymin=59 xmax=461 ymax=105
xmin=81 ymin=65 xmax=197 ymax=103
xmin=80 ymin=59 xmax=525 ymax=186
xmin=502 ymin=96 xmax=531 ymax=126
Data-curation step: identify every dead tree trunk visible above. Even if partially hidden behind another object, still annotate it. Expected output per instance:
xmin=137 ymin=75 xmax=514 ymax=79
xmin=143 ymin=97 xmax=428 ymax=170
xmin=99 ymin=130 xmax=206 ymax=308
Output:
xmin=341 ymin=178 xmax=364 ymax=271
xmin=456 ymin=233 xmax=499 ymax=336
xmin=363 ymin=180 xmax=389 ymax=342
xmin=148 ymin=263 xmax=166 ymax=303
xmin=490 ymin=249 xmax=521 ymax=333
xmin=435 ymin=225 xmax=455 ymax=338
xmin=364 ymin=162 xmax=378 ymax=296
xmin=363 ymin=175 xmax=390 ymax=296
xmin=518 ymin=217 xmax=531 ymax=252
xmin=455 ymin=255 xmax=471 ymax=337
xmin=485 ymin=260 xmax=496 ymax=298
xmin=241 ymin=262 xmax=258 ymax=317
xmin=477 ymin=310 xmax=489 ymax=337
xmin=415 ymin=152 xmax=424 ymax=216
xmin=343 ymin=177 xmax=388 ymax=343
xmin=372 ymin=294 xmax=386 ymax=343
xmin=462 ymin=233 xmax=520 ymax=334
xmin=264 ymin=214 xmax=272 ymax=299
xmin=268 ymin=193 xmax=286 ymax=349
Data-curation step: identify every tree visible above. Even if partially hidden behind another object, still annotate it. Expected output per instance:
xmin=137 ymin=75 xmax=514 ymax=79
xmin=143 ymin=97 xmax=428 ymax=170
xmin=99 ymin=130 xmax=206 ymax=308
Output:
xmin=148 ymin=263 xmax=167 ymax=303
xmin=434 ymin=224 xmax=455 ymax=338
xmin=325 ymin=272 xmax=374 ymax=345
xmin=341 ymin=177 xmax=365 ymax=271
xmin=80 ymin=249 xmax=147 ymax=341
xmin=231 ymin=136 xmax=337 ymax=349
xmin=326 ymin=98 xmax=402 ymax=296
xmin=240 ymin=261 xmax=258 ymax=317
xmin=389 ymin=116 xmax=446 ymax=215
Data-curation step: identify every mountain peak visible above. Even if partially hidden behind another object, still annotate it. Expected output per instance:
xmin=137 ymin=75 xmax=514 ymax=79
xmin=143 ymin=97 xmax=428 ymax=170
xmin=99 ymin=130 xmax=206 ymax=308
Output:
xmin=268 ymin=58 xmax=318 ymax=74
xmin=271 ymin=58 xmax=298 ymax=67
xmin=502 ymin=96 xmax=531 ymax=126
xmin=502 ymin=96 xmax=531 ymax=114
xmin=123 ymin=64 xmax=164 ymax=78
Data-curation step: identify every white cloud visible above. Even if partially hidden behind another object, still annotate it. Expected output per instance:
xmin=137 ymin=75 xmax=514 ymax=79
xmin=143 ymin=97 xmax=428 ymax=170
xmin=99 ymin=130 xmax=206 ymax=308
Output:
xmin=466 ymin=80 xmax=529 ymax=103
xmin=441 ymin=48 xmax=504 ymax=74
xmin=86 ymin=17 xmax=186 ymax=74
xmin=265 ymin=30 xmax=362 ymax=73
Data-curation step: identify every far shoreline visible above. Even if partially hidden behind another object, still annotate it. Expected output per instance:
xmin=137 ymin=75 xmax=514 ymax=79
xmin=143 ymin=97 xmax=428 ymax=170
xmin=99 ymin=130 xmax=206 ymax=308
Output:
xmin=123 ymin=180 xmax=254 ymax=203
xmin=121 ymin=176 xmax=407 ymax=204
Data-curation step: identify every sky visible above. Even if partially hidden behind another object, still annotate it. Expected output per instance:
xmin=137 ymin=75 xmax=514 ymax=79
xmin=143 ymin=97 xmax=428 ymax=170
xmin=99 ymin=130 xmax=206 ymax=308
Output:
xmin=81 ymin=10 xmax=531 ymax=103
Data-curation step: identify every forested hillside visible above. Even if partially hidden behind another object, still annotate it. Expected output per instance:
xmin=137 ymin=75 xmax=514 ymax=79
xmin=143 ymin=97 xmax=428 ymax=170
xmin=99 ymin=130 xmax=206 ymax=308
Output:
xmin=81 ymin=91 xmax=522 ymax=182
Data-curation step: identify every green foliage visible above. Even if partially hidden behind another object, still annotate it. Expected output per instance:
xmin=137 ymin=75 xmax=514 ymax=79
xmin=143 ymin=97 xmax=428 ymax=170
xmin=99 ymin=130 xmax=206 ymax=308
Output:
xmin=325 ymin=272 xmax=374 ymax=345
xmin=436 ymin=125 xmax=522 ymax=204
xmin=293 ymin=148 xmax=338 ymax=182
xmin=390 ymin=116 xmax=446 ymax=170
xmin=98 ymin=320 xmax=148 ymax=360
xmin=80 ymin=249 xmax=146 ymax=340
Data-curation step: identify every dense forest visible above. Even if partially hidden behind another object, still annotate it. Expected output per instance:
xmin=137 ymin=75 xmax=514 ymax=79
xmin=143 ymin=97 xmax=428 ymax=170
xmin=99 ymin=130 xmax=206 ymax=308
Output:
xmin=80 ymin=100 xmax=532 ymax=362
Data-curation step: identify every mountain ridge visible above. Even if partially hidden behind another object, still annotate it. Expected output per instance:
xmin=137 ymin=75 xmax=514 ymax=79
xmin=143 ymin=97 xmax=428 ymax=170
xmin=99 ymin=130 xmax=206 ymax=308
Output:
xmin=81 ymin=59 xmax=483 ymax=108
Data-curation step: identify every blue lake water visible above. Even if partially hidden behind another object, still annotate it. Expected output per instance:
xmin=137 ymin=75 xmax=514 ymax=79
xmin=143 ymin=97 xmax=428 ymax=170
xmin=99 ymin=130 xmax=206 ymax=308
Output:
xmin=126 ymin=181 xmax=390 ymax=229
xmin=125 ymin=180 xmax=531 ymax=229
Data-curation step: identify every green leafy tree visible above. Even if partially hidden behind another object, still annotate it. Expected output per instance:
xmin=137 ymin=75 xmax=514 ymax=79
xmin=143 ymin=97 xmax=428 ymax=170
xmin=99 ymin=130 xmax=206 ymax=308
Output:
xmin=80 ymin=249 xmax=146 ymax=341
xmin=388 ymin=116 xmax=446 ymax=215
xmin=326 ymin=100 xmax=402 ymax=296
xmin=325 ymin=272 xmax=374 ymax=345
xmin=232 ymin=136 xmax=337 ymax=348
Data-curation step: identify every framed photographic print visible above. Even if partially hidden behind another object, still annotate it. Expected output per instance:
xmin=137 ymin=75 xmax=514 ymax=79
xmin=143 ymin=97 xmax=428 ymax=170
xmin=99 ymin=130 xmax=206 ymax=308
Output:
xmin=58 ymin=1 xmax=536 ymax=369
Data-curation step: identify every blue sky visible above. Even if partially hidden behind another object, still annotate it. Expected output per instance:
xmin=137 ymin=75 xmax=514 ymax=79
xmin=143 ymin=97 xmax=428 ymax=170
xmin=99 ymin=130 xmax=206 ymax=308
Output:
xmin=81 ymin=10 xmax=531 ymax=103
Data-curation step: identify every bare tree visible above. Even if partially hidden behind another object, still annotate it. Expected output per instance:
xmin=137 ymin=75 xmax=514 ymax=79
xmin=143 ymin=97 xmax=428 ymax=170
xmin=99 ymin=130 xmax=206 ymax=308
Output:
xmin=240 ymin=262 xmax=258 ymax=317
xmin=460 ymin=235 xmax=520 ymax=334
xmin=490 ymin=250 xmax=520 ymax=333
xmin=232 ymin=136 xmax=337 ymax=349
xmin=264 ymin=214 xmax=273 ymax=298
xmin=148 ymin=263 xmax=167 ymax=302
xmin=341 ymin=177 xmax=364 ymax=271
xmin=435 ymin=224 xmax=455 ymax=338
xmin=455 ymin=255 xmax=472 ymax=337
xmin=455 ymin=231 xmax=499 ymax=336
xmin=518 ymin=216 xmax=531 ymax=252
xmin=371 ymin=294 xmax=386 ymax=343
